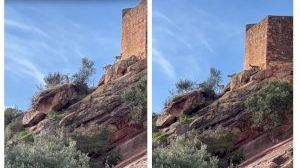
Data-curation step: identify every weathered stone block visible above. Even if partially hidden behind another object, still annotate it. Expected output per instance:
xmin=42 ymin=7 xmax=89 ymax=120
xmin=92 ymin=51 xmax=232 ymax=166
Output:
xmin=244 ymin=16 xmax=293 ymax=70
xmin=121 ymin=0 xmax=147 ymax=60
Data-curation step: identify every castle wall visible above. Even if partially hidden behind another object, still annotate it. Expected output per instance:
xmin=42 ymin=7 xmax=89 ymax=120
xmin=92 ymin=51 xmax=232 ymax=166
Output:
xmin=121 ymin=0 xmax=147 ymax=60
xmin=244 ymin=17 xmax=268 ymax=70
xmin=244 ymin=16 xmax=293 ymax=70
xmin=266 ymin=16 xmax=293 ymax=67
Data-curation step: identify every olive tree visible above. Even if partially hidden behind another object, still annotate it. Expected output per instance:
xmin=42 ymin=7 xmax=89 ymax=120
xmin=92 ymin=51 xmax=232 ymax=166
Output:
xmin=246 ymin=80 xmax=293 ymax=130
xmin=153 ymin=135 xmax=219 ymax=168
xmin=5 ymin=131 xmax=90 ymax=168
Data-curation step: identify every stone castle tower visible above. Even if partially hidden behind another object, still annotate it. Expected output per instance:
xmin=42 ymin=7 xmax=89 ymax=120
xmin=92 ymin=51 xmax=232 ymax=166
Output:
xmin=121 ymin=0 xmax=147 ymax=60
xmin=244 ymin=16 xmax=293 ymax=70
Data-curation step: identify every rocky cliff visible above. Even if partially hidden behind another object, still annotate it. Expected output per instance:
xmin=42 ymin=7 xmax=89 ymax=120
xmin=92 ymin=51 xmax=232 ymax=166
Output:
xmin=155 ymin=62 xmax=292 ymax=168
xmin=22 ymin=56 xmax=147 ymax=167
xmin=155 ymin=16 xmax=293 ymax=167
xmin=20 ymin=1 xmax=147 ymax=167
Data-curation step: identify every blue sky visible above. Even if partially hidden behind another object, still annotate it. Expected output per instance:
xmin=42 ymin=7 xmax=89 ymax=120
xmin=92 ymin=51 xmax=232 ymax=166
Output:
xmin=153 ymin=0 xmax=293 ymax=113
xmin=5 ymin=0 xmax=139 ymax=110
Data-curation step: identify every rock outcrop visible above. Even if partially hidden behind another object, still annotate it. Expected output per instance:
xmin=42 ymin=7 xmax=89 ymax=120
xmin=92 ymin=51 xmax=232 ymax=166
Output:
xmin=155 ymin=64 xmax=293 ymax=166
xmin=165 ymin=89 xmax=215 ymax=117
xmin=22 ymin=57 xmax=146 ymax=166
xmin=155 ymin=16 xmax=293 ymax=167
xmin=22 ymin=84 xmax=81 ymax=126
xmin=21 ymin=0 xmax=148 ymax=167
xmin=99 ymin=56 xmax=140 ymax=85
xmin=156 ymin=89 xmax=215 ymax=128
xmin=240 ymin=138 xmax=293 ymax=168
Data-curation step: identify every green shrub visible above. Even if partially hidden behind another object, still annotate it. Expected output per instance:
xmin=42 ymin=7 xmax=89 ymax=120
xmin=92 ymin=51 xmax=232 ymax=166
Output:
xmin=198 ymin=126 xmax=235 ymax=156
xmin=175 ymin=79 xmax=194 ymax=93
xmin=5 ymin=115 xmax=25 ymax=142
xmin=231 ymin=150 xmax=245 ymax=166
xmin=246 ymin=80 xmax=293 ymax=130
xmin=199 ymin=68 xmax=222 ymax=93
xmin=106 ymin=151 xmax=122 ymax=168
xmin=122 ymin=78 xmax=147 ymax=124
xmin=179 ymin=114 xmax=196 ymax=124
xmin=72 ymin=57 xmax=96 ymax=87
xmin=47 ymin=111 xmax=68 ymax=121
xmin=74 ymin=127 xmax=111 ymax=154
xmin=153 ymin=135 xmax=219 ymax=168
xmin=16 ymin=131 xmax=34 ymax=142
xmin=44 ymin=72 xmax=64 ymax=88
xmin=153 ymin=132 xmax=169 ymax=145
xmin=89 ymin=159 xmax=104 ymax=168
xmin=152 ymin=113 xmax=159 ymax=132
xmin=5 ymin=131 xmax=90 ymax=168
xmin=5 ymin=107 xmax=22 ymax=127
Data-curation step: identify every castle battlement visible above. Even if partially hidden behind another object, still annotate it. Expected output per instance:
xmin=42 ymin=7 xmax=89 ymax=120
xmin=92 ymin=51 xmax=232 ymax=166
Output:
xmin=244 ymin=16 xmax=293 ymax=70
xmin=121 ymin=0 xmax=147 ymax=60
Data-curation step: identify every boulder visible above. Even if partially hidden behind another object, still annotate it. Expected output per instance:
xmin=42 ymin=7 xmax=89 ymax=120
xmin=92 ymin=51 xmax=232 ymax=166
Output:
xmin=165 ymin=89 xmax=213 ymax=117
xmin=22 ymin=109 xmax=46 ymax=127
xmin=176 ymin=123 xmax=189 ymax=135
xmin=230 ymin=68 xmax=259 ymax=90
xmin=22 ymin=84 xmax=80 ymax=126
xmin=103 ymin=56 xmax=139 ymax=84
xmin=29 ymin=119 xmax=59 ymax=134
xmin=156 ymin=113 xmax=177 ymax=128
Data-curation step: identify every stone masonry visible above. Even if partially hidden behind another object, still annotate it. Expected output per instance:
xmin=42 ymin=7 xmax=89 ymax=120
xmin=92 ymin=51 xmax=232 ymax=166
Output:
xmin=121 ymin=0 xmax=147 ymax=60
xmin=244 ymin=16 xmax=293 ymax=70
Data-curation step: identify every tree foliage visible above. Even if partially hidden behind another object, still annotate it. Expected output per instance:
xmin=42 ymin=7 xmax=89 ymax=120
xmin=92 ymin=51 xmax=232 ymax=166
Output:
xmin=153 ymin=135 xmax=219 ymax=168
xmin=5 ymin=108 xmax=22 ymax=127
xmin=246 ymin=80 xmax=293 ymax=130
xmin=74 ymin=127 xmax=111 ymax=154
xmin=72 ymin=57 xmax=96 ymax=87
xmin=5 ymin=131 xmax=90 ymax=168
xmin=231 ymin=150 xmax=245 ymax=166
xmin=153 ymin=132 xmax=169 ymax=146
xmin=175 ymin=79 xmax=194 ymax=94
xmin=200 ymin=68 xmax=222 ymax=93
xmin=44 ymin=72 xmax=65 ymax=89
xmin=152 ymin=113 xmax=159 ymax=133
xmin=123 ymin=78 xmax=147 ymax=124
xmin=197 ymin=126 xmax=235 ymax=156
xmin=39 ymin=57 xmax=95 ymax=92
xmin=5 ymin=108 xmax=24 ymax=143
xmin=106 ymin=152 xmax=122 ymax=168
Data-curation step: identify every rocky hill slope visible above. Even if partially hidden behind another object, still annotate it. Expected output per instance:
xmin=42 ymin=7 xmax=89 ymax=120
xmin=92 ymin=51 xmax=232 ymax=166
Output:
xmin=154 ymin=15 xmax=293 ymax=168
xmin=15 ymin=0 xmax=148 ymax=167
xmin=155 ymin=62 xmax=293 ymax=167
xmin=20 ymin=56 xmax=147 ymax=167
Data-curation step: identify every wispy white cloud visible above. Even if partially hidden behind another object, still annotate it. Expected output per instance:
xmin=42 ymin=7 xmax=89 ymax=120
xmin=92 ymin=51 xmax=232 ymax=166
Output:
xmin=153 ymin=49 xmax=176 ymax=79
xmin=5 ymin=32 xmax=70 ymax=65
xmin=153 ymin=11 xmax=179 ymax=29
xmin=5 ymin=19 xmax=49 ymax=38
xmin=153 ymin=10 xmax=215 ymax=52
xmin=6 ymin=56 xmax=44 ymax=84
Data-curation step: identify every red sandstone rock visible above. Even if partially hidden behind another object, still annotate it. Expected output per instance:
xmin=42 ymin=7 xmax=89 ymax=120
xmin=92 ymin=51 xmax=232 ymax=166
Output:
xmin=165 ymin=90 xmax=212 ymax=117
xmin=240 ymin=138 xmax=293 ymax=168
xmin=19 ymin=1 xmax=148 ymax=167
xmin=102 ymin=56 xmax=139 ymax=84
xmin=155 ymin=113 xmax=177 ymax=128
xmin=230 ymin=68 xmax=259 ymax=90
xmin=155 ymin=15 xmax=293 ymax=168
xmin=22 ymin=84 xmax=80 ymax=126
